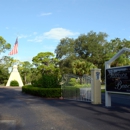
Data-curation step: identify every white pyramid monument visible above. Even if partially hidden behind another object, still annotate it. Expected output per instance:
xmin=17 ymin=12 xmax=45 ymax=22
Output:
xmin=6 ymin=65 xmax=23 ymax=87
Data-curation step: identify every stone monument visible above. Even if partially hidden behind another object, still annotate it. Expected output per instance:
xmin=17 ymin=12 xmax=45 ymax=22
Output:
xmin=6 ymin=65 xmax=23 ymax=87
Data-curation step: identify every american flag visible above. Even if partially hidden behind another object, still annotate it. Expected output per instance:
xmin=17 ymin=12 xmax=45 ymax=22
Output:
xmin=9 ymin=38 xmax=18 ymax=55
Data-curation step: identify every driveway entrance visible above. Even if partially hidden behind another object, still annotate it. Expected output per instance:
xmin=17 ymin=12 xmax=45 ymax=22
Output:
xmin=0 ymin=87 xmax=129 ymax=130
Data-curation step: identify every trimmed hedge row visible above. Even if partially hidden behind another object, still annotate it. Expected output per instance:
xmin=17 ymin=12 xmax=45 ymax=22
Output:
xmin=22 ymin=85 xmax=61 ymax=98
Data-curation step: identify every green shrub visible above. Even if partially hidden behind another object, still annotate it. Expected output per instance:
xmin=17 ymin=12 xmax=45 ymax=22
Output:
xmin=32 ymin=74 xmax=61 ymax=88
xmin=42 ymin=74 xmax=61 ymax=88
xmin=10 ymin=80 xmax=19 ymax=86
xmin=68 ymin=78 xmax=77 ymax=86
xmin=22 ymin=85 xmax=61 ymax=98
xmin=75 ymin=83 xmax=91 ymax=88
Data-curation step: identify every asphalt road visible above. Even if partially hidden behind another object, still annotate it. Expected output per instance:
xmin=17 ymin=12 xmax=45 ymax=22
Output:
xmin=0 ymin=87 xmax=130 ymax=130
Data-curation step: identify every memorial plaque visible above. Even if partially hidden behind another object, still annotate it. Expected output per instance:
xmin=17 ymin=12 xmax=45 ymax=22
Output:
xmin=106 ymin=66 xmax=130 ymax=93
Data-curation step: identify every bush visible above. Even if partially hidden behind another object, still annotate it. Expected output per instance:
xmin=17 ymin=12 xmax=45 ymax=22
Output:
xmin=22 ymin=85 xmax=61 ymax=98
xmin=32 ymin=74 xmax=61 ymax=88
xmin=68 ymin=78 xmax=77 ymax=86
xmin=42 ymin=74 xmax=61 ymax=88
xmin=75 ymin=83 xmax=91 ymax=88
xmin=10 ymin=80 xmax=19 ymax=86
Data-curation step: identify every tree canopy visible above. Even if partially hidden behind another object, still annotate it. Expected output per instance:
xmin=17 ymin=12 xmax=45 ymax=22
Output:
xmin=32 ymin=52 xmax=60 ymax=75
xmin=1 ymin=31 xmax=130 ymax=84
xmin=0 ymin=36 xmax=11 ymax=54
xmin=55 ymin=31 xmax=130 ymax=81
xmin=18 ymin=61 xmax=33 ymax=85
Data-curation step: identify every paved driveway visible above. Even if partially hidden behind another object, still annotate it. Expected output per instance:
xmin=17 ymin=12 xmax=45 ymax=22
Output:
xmin=0 ymin=87 xmax=130 ymax=130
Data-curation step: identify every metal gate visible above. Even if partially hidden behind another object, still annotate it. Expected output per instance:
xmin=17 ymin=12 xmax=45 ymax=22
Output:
xmin=61 ymin=74 xmax=92 ymax=102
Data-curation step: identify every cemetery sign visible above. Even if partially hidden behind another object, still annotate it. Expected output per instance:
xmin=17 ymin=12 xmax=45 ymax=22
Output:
xmin=106 ymin=66 xmax=130 ymax=93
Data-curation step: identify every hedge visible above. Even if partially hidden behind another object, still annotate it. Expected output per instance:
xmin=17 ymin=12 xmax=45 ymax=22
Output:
xmin=22 ymin=85 xmax=61 ymax=98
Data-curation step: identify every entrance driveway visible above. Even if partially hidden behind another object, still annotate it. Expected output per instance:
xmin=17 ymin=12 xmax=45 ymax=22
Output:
xmin=0 ymin=87 xmax=130 ymax=130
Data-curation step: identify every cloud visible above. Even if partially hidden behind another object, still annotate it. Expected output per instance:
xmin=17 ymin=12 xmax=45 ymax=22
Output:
xmin=40 ymin=12 xmax=52 ymax=16
xmin=28 ymin=35 xmax=44 ymax=42
xmin=44 ymin=28 xmax=79 ymax=40
xmin=18 ymin=32 xmax=37 ymax=39
xmin=27 ymin=28 xmax=79 ymax=42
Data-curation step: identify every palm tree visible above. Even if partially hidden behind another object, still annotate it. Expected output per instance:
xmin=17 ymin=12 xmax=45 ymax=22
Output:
xmin=71 ymin=59 xmax=96 ymax=84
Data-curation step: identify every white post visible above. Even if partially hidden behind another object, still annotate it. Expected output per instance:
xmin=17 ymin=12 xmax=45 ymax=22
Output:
xmin=105 ymin=62 xmax=111 ymax=107
xmin=91 ymin=68 xmax=101 ymax=104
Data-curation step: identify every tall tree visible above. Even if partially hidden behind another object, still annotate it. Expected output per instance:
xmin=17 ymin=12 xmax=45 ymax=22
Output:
xmin=71 ymin=59 xmax=96 ymax=84
xmin=32 ymin=52 xmax=59 ymax=75
xmin=0 ymin=56 xmax=13 ymax=68
xmin=55 ymin=37 xmax=77 ymax=74
xmin=72 ymin=59 xmax=96 ymax=76
xmin=103 ymin=38 xmax=130 ymax=66
xmin=55 ymin=31 xmax=130 ymax=82
xmin=18 ymin=61 xmax=33 ymax=85
xmin=55 ymin=37 xmax=75 ymax=59
xmin=0 ymin=36 xmax=11 ymax=54
xmin=0 ymin=65 xmax=9 ymax=85
xmin=75 ymin=31 xmax=108 ymax=66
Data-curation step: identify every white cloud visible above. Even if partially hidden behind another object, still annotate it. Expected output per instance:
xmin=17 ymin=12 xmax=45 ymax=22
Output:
xmin=40 ymin=12 xmax=52 ymax=16
xmin=18 ymin=32 xmax=37 ymax=39
xmin=28 ymin=35 xmax=44 ymax=42
xmin=44 ymin=28 xmax=79 ymax=40
xmin=27 ymin=28 xmax=79 ymax=42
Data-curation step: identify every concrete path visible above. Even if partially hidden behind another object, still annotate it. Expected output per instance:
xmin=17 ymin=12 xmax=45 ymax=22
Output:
xmin=0 ymin=87 xmax=130 ymax=130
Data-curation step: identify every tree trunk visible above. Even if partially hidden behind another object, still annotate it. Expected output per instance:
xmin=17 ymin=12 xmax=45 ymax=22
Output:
xmin=24 ymin=73 xmax=26 ymax=84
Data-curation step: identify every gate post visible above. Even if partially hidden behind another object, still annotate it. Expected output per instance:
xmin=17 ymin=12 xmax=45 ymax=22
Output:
xmin=91 ymin=68 xmax=101 ymax=104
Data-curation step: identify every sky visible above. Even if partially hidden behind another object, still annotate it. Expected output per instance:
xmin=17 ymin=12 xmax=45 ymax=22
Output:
xmin=1 ymin=0 xmax=130 ymax=62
